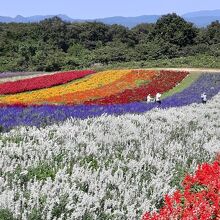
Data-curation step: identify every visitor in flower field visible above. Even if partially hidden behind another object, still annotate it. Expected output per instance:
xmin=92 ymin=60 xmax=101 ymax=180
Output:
xmin=155 ymin=92 xmax=162 ymax=104
xmin=201 ymin=92 xmax=207 ymax=104
xmin=147 ymin=94 xmax=153 ymax=103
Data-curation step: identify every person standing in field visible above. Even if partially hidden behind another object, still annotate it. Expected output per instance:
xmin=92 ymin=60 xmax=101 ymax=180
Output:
xmin=201 ymin=92 xmax=207 ymax=104
xmin=147 ymin=94 xmax=153 ymax=103
xmin=155 ymin=92 xmax=162 ymax=105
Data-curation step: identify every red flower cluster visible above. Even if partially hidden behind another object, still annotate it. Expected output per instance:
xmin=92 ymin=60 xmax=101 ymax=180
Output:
xmin=85 ymin=71 xmax=188 ymax=105
xmin=0 ymin=70 xmax=95 ymax=95
xmin=142 ymin=158 xmax=220 ymax=220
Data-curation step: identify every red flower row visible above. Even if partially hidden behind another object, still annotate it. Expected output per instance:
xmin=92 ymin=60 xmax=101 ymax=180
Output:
xmin=0 ymin=70 xmax=95 ymax=95
xmin=85 ymin=71 xmax=189 ymax=105
xmin=142 ymin=155 xmax=220 ymax=220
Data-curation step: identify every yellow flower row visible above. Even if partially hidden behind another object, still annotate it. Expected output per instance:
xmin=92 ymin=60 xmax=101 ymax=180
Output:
xmin=0 ymin=70 xmax=131 ymax=104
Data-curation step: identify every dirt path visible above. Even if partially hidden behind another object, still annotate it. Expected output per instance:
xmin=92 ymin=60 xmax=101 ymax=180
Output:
xmin=138 ymin=68 xmax=220 ymax=73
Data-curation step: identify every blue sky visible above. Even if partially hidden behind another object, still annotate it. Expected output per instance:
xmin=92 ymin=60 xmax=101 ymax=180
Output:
xmin=1 ymin=0 xmax=220 ymax=18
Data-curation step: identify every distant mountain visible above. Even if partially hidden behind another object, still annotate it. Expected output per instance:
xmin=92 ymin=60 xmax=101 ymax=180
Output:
xmin=95 ymin=15 xmax=160 ymax=28
xmin=184 ymin=16 xmax=220 ymax=27
xmin=0 ymin=14 xmax=160 ymax=28
xmin=0 ymin=9 xmax=220 ymax=28
xmin=183 ymin=9 xmax=220 ymax=18
xmin=182 ymin=9 xmax=220 ymax=27
xmin=0 ymin=14 xmax=77 ymax=23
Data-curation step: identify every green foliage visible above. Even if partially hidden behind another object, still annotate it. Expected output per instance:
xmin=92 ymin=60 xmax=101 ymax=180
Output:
xmin=4 ymin=154 xmax=64 ymax=188
xmin=153 ymin=13 xmax=197 ymax=47
xmin=93 ymin=54 xmax=220 ymax=71
xmin=131 ymin=23 xmax=154 ymax=43
xmin=39 ymin=17 xmax=68 ymax=51
xmin=170 ymin=164 xmax=188 ymax=190
xmin=135 ymin=79 xmax=150 ymax=86
xmin=27 ymin=163 xmax=56 ymax=181
xmin=0 ymin=209 xmax=15 ymax=220
xmin=190 ymin=183 xmax=207 ymax=193
xmin=92 ymin=42 xmax=132 ymax=64
xmin=51 ymin=194 xmax=70 ymax=219
xmin=0 ymin=15 xmax=220 ymax=72
xmin=134 ymin=39 xmax=180 ymax=60
xmin=80 ymin=155 xmax=99 ymax=171
xmin=206 ymin=20 xmax=220 ymax=44
xmin=28 ymin=209 xmax=43 ymax=220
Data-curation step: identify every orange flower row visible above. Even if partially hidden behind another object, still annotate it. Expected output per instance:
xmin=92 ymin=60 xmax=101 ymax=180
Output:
xmin=0 ymin=70 xmax=130 ymax=105
xmin=45 ymin=70 xmax=157 ymax=105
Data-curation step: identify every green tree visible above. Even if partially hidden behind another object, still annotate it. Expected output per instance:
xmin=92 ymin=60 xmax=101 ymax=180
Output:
xmin=206 ymin=20 xmax=220 ymax=44
xmin=135 ymin=39 xmax=180 ymax=60
xmin=39 ymin=16 xmax=68 ymax=51
xmin=91 ymin=42 xmax=131 ymax=64
xmin=68 ymin=22 xmax=110 ymax=49
xmin=107 ymin=24 xmax=137 ymax=46
xmin=153 ymin=13 xmax=197 ymax=47
xmin=131 ymin=23 xmax=155 ymax=43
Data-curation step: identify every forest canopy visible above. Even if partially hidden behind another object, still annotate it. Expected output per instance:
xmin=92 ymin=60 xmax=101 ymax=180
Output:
xmin=0 ymin=13 xmax=220 ymax=72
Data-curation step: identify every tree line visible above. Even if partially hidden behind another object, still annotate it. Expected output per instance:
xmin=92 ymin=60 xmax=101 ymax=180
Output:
xmin=0 ymin=13 xmax=220 ymax=72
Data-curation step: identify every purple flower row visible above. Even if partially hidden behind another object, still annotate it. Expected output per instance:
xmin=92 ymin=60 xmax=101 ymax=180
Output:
xmin=0 ymin=73 xmax=220 ymax=131
xmin=161 ymin=73 xmax=220 ymax=108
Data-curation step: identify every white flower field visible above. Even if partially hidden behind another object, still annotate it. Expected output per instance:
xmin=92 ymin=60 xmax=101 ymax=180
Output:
xmin=0 ymin=93 xmax=220 ymax=219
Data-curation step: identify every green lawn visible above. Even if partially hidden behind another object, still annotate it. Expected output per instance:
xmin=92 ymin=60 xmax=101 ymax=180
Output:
xmin=93 ymin=55 xmax=220 ymax=72
xmin=161 ymin=72 xmax=202 ymax=99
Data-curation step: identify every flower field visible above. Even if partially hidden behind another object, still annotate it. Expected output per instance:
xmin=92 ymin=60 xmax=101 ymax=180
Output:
xmin=0 ymin=69 xmax=220 ymax=219
xmin=0 ymin=69 xmax=188 ymax=105
xmin=0 ymin=70 xmax=95 ymax=95
xmin=0 ymin=70 xmax=220 ymax=130
xmin=85 ymin=70 xmax=188 ymax=105
xmin=143 ymin=158 xmax=220 ymax=219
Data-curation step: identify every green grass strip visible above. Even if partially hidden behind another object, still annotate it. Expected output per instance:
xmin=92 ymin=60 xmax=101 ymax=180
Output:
xmin=161 ymin=72 xmax=202 ymax=99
